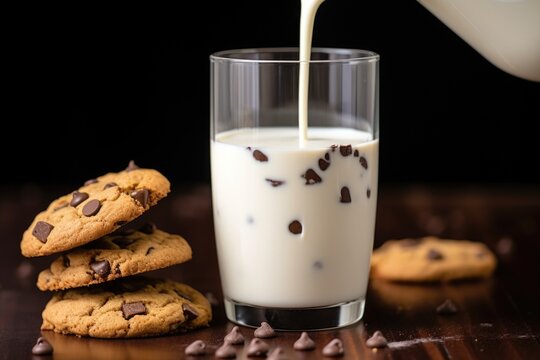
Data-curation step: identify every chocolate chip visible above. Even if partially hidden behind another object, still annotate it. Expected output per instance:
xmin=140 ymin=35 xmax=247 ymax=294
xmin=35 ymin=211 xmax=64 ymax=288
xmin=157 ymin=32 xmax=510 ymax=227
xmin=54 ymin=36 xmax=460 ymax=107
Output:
xmin=125 ymin=160 xmax=139 ymax=172
xmin=90 ymin=260 xmax=110 ymax=278
xmin=139 ymin=223 xmax=156 ymax=234
xmin=53 ymin=202 xmax=69 ymax=212
xmin=322 ymin=338 xmax=344 ymax=357
xmin=367 ymin=188 xmax=371 ymax=198
xmin=324 ymin=152 xmax=330 ymax=160
xmin=339 ymin=145 xmax=352 ymax=157
xmin=183 ymin=303 xmax=199 ymax=321
xmin=359 ymin=156 xmax=368 ymax=169
xmin=294 ymin=332 xmax=316 ymax=351
xmin=247 ymin=338 xmax=269 ymax=357
xmin=366 ymin=331 xmax=388 ymax=348
xmin=267 ymin=347 xmax=288 ymax=360
xmin=32 ymin=221 xmax=54 ymax=243
xmin=174 ymin=289 xmax=193 ymax=302
xmin=289 ymin=220 xmax=302 ymax=235
xmin=185 ymin=340 xmax=206 ymax=356
xmin=253 ymin=150 xmax=268 ymax=162
xmin=215 ymin=343 xmax=237 ymax=358
xmin=103 ymin=182 xmax=118 ymax=189
xmin=427 ymin=249 xmax=444 ymax=260
xmin=82 ymin=199 xmax=101 ymax=216
xmin=145 ymin=247 xmax=154 ymax=255
xmin=32 ymin=337 xmax=53 ymax=355
xmin=224 ymin=326 xmax=245 ymax=345
xmin=340 ymin=187 xmax=351 ymax=203
xmin=313 ymin=260 xmax=323 ymax=270
xmin=84 ymin=178 xmax=98 ymax=186
xmin=205 ymin=292 xmax=220 ymax=307
xmin=436 ymin=299 xmax=458 ymax=315
xmin=130 ymin=188 xmax=149 ymax=207
xmin=254 ymin=322 xmax=275 ymax=338
xmin=70 ymin=191 xmax=89 ymax=208
xmin=354 ymin=150 xmax=359 ymax=157
xmin=122 ymin=301 xmax=146 ymax=319
xmin=318 ymin=158 xmax=330 ymax=171
xmin=265 ymin=179 xmax=285 ymax=187
xmin=302 ymin=169 xmax=322 ymax=185
xmin=62 ymin=255 xmax=70 ymax=268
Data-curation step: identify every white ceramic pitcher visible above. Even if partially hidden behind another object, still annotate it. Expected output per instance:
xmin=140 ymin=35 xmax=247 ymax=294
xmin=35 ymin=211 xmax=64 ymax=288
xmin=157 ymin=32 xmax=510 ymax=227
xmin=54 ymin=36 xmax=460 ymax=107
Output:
xmin=418 ymin=0 xmax=540 ymax=82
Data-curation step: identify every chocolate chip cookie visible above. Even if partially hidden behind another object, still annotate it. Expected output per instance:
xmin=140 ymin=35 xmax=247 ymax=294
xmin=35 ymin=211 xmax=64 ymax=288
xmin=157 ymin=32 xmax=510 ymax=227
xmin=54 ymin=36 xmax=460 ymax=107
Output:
xmin=37 ymin=226 xmax=192 ymax=291
xmin=21 ymin=163 xmax=170 ymax=257
xmin=370 ymin=237 xmax=497 ymax=282
xmin=41 ymin=277 xmax=212 ymax=338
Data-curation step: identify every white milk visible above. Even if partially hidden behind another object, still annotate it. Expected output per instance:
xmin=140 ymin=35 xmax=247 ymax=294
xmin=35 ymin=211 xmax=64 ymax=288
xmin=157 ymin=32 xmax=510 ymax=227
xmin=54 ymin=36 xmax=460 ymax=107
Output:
xmin=211 ymin=127 xmax=378 ymax=307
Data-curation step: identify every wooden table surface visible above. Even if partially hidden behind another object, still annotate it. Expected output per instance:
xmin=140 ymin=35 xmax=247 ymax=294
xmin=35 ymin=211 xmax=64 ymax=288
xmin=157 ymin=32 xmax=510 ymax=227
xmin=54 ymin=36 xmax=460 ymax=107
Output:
xmin=1 ymin=184 xmax=539 ymax=359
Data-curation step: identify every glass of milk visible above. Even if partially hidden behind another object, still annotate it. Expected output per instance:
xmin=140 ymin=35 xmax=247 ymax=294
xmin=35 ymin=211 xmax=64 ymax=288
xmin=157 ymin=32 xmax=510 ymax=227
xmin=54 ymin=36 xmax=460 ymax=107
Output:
xmin=210 ymin=48 xmax=379 ymax=330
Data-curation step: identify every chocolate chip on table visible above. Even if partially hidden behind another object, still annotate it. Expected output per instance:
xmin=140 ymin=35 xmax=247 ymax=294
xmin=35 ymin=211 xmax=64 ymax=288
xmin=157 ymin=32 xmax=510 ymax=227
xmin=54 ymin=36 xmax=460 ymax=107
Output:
xmin=339 ymin=145 xmax=352 ymax=157
xmin=84 ymin=178 xmax=98 ymax=186
xmin=267 ymin=347 xmax=288 ymax=360
xmin=427 ymin=249 xmax=444 ymax=260
xmin=122 ymin=301 xmax=147 ymax=319
xmin=182 ymin=303 xmax=199 ymax=321
xmin=253 ymin=150 xmax=269 ymax=162
xmin=354 ymin=149 xmax=359 ymax=157
xmin=288 ymin=220 xmax=303 ymax=235
xmin=32 ymin=221 xmax=54 ymax=243
xmin=90 ymin=260 xmax=110 ymax=278
xmin=302 ymin=169 xmax=322 ymax=185
xmin=318 ymin=158 xmax=330 ymax=171
xmin=265 ymin=179 xmax=285 ymax=187
xmin=367 ymin=188 xmax=371 ymax=199
xmin=70 ymin=191 xmax=89 ymax=208
xmin=294 ymin=332 xmax=316 ymax=351
xmin=436 ymin=299 xmax=458 ymax=315
xmin=32 ymin=337 xmax=53 ymax=355
xmin=247 ymin=338 xmax=269 ymax=357
xmin=103 ymin=182 xmax=118 ymax=189
xmin=224 ymin=326 xmax=245 ymax=345
xmin=185 ymin=340 xmax=206 ymax=356
xmin=366 ymin=330 xmax=388 ymax=348
xmin=322 ymin=338 xmax=344 ymax=357
xmin=125 ymin=160 xmax=140 ymax=172
xmin=254 ymin=322 xmax=276 ymax=338
xmin=82 ymin=199 xmax=101 ymax=216
xmin=215 ymin=342 xmax=237 ymax=358
xmin=139 ymin=223 xmax=156 ymax=234
xmin=130 ymin=189 xmax=149 ymax=207
xmin=359 ymin=156 xmax=368 ymax=169
xmin=340 ymin=187 xmax=351 ymax=203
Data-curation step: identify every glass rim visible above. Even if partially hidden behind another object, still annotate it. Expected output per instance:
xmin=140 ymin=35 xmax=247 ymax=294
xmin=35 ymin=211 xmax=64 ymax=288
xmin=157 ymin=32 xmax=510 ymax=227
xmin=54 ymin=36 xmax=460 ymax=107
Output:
xmin=210 ymin=47 xmax=379 ymax=64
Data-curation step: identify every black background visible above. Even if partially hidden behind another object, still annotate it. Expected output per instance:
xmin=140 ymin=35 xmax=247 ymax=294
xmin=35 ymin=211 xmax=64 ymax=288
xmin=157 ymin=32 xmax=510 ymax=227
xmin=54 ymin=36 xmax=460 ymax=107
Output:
xmin=8 ymin=1 xmax=540 ymax=186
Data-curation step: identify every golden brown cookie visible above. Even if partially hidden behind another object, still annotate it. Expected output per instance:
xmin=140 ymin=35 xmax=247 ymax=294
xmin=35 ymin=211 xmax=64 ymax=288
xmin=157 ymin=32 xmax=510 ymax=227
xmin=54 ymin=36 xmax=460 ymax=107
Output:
xmin=370 ymin=237 xmax=497 ymax=282
xmin=41 ymin=277 xmax=212 ymax=338
xmin=21 ymin=162 xmax=170 ymax=257
xmin=37 ymin=226 xmax=192 ymax=291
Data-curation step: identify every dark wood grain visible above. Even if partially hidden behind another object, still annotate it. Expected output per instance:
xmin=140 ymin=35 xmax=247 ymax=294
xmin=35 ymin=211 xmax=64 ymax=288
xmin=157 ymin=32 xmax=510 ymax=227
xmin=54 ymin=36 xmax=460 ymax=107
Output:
xmin=0 ymin=184 xmax=539 ymax=359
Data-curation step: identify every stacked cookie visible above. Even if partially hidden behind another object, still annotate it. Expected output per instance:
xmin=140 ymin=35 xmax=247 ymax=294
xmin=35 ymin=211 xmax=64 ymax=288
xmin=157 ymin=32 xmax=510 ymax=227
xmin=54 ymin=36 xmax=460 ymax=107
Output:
xmin=20 ymin=162 xmax=211 ymax=338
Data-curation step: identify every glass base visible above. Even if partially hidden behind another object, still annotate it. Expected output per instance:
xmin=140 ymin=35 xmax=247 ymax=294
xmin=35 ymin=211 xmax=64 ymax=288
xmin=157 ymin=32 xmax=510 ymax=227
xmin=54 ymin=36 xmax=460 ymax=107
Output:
xmin=224 ymin=297 xmax=365 ymax=331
